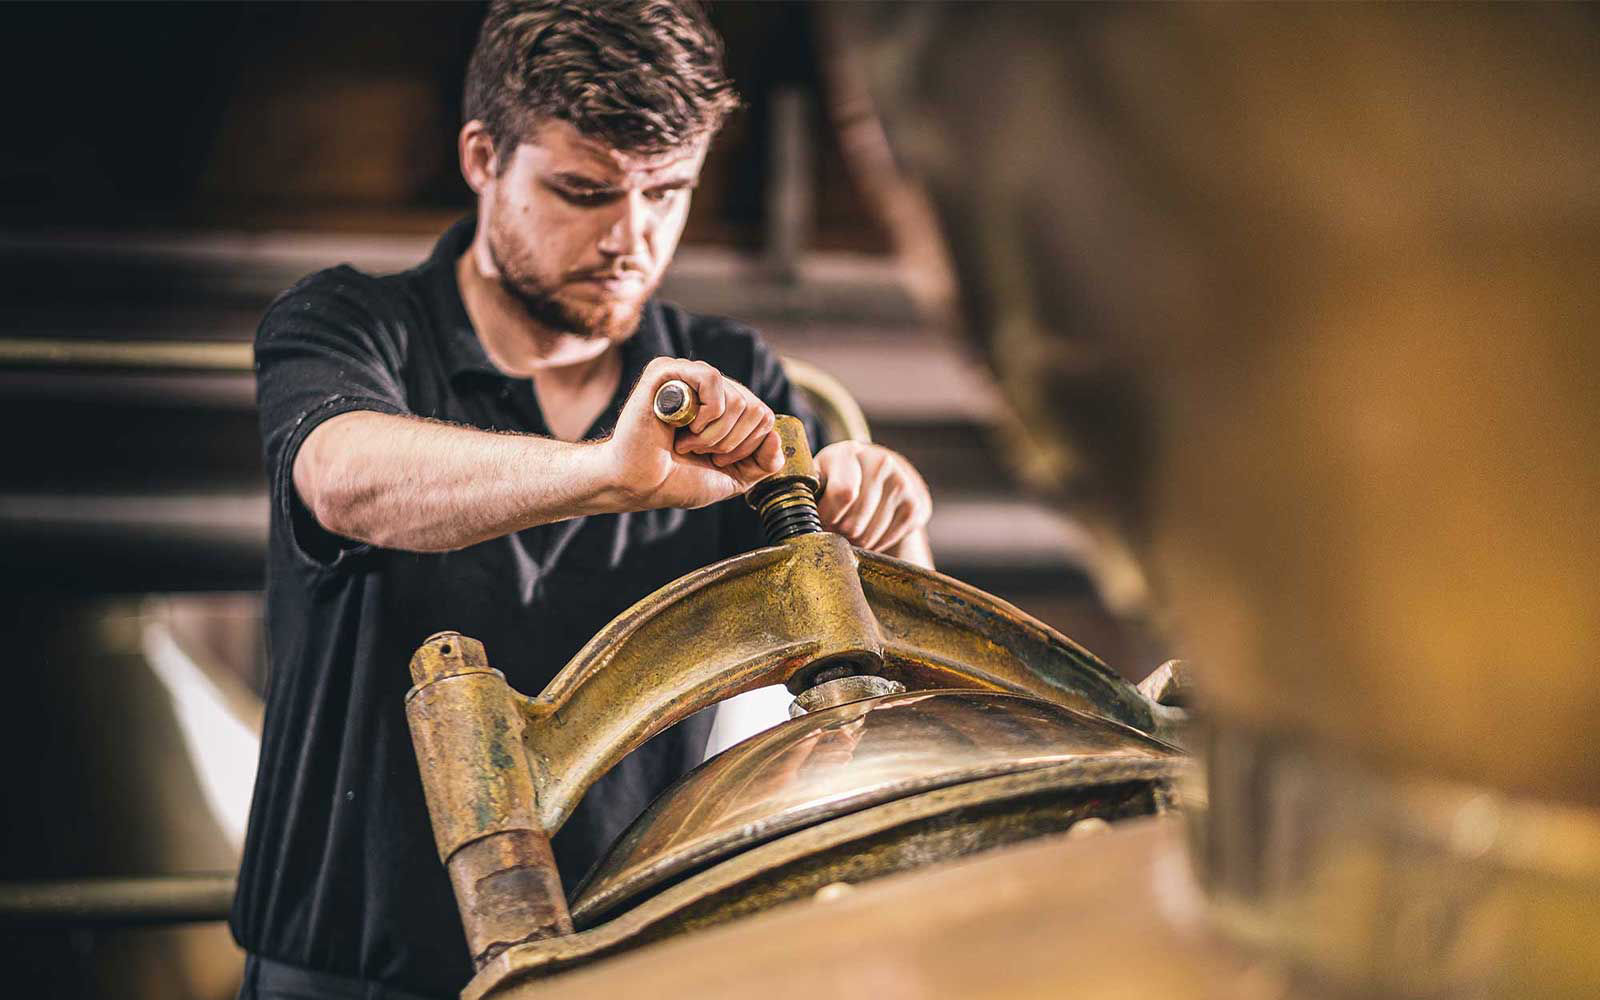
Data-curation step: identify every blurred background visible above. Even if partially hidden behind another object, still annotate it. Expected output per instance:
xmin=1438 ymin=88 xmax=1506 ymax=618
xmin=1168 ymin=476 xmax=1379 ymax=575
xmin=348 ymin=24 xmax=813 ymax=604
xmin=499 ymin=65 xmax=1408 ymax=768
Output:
xmin=0 ymin=3 xmax=1159 ymax=997
xmin=11 ymin=2 xmax=1596 ymax=997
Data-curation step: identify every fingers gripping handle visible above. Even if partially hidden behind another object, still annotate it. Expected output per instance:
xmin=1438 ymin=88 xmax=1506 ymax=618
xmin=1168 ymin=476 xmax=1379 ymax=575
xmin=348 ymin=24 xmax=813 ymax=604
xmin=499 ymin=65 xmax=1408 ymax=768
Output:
xmin=652 ymin=379 xmax=823 ymax=544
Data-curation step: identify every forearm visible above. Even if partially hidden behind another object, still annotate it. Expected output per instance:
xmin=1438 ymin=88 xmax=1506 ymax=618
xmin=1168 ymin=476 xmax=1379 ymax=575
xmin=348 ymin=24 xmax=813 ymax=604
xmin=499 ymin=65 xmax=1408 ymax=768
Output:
xmin=294 ymin=410 xmax=630 ymax=552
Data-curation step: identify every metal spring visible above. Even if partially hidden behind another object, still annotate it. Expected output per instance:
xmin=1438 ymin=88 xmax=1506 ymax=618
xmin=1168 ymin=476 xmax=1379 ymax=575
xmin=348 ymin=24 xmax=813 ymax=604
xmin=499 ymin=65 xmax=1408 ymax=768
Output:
xmin=752 ymin=482 xmax=823 ymax=544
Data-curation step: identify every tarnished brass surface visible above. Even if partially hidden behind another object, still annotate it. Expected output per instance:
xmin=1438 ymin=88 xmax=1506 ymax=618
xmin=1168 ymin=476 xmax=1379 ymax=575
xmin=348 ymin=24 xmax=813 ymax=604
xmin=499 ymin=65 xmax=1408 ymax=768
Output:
xmin=512 ymin=534 xmax=1176 ymax=840
xmin=571 ymin=689 xmax=1180 ymax=924
xmin=745 ymin=415 xmax=824 ymax=542
xmin=447 ymin=831 xmax=572 ymax=966
xmin=405 ymin=530 xmax=1182 ymax=977
xmin=409 ymin=536 xmax=1175 ymax=851
xmin=629 ymin=768 xmax=1168 ymax=942
xmin=472 ymin=816 xmax=1266 ymax=1000
xmin=518 ymin=531 xmax=886 ymax=836
xmin=406 ymin=637 xmax=539 ymax=862
xmin=408 ymin=416 xmax=1183 ymax=984
xmin=466 ymin=762 xmax=1189 ymax=998
xmin=406 ymin=634 xmax=572 ymax=965
xmin=857 ymin=549 xmax=1183 ymax=745
xmin=757 ymin=415 xmax=819 ymax=492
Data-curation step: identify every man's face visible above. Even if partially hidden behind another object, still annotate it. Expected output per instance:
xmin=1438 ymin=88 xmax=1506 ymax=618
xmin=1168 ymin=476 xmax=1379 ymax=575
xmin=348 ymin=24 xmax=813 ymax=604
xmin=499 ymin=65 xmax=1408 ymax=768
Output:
xmin=479 ymin=119 xmax=707 ymax=343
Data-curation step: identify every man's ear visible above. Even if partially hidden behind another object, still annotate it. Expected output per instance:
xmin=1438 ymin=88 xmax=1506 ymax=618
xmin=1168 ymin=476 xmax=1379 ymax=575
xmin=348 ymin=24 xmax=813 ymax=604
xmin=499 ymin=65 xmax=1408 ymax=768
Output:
xmin=459 ymin=120 xmax=498 ymax=195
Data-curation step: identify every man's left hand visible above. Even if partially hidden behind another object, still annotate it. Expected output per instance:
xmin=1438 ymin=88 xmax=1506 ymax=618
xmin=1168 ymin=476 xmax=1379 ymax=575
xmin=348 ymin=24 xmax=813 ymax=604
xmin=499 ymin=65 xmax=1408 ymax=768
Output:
xmin=815 ymin=441 xmax=933 ymax=562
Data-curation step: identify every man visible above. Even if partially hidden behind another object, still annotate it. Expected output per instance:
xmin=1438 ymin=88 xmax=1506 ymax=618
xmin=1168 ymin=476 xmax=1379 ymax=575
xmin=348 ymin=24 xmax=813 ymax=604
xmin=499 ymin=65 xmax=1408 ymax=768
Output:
xmin=231 ymin=2 xmax=933 ymax=997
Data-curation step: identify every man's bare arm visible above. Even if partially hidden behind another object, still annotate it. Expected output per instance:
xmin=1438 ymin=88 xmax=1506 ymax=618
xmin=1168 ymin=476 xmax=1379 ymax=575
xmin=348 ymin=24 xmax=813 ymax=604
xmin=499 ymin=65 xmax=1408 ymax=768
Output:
xmin=295 ymin=411 xmax=618 ymax=552
xmin=293 ymin=358 xmax=783 ymax=553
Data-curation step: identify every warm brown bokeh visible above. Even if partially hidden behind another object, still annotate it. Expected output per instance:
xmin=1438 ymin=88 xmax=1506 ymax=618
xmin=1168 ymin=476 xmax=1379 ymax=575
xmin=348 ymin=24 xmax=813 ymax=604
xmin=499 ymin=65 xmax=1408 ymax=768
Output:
xmin=834 ymin=3 xmax=1600 ymax=804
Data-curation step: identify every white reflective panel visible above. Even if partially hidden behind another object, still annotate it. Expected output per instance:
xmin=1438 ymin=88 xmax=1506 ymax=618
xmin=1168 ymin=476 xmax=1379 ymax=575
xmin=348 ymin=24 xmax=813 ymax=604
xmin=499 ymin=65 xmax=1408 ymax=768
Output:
xmin=703 ymin=684 xmax=793 ymax=761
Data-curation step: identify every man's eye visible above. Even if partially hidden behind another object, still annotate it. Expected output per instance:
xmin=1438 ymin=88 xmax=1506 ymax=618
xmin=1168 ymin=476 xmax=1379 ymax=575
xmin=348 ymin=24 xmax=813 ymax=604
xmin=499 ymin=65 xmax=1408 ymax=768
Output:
xmin=557 ymin=188 xmax=616 ymax=207
xmin=644 ymin=188 xmax=676 ymax=203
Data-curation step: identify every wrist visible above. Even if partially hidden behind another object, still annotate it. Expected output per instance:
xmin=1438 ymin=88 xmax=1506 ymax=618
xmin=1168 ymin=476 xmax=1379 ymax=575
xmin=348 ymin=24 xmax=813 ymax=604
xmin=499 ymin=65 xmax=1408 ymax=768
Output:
xmin=519 ymin=436 xmax=634 ymax=518
xmin=579 ymin=438 xmax=626 ymax=513
xmin=582 ymin=436 xmax=648 ymax=513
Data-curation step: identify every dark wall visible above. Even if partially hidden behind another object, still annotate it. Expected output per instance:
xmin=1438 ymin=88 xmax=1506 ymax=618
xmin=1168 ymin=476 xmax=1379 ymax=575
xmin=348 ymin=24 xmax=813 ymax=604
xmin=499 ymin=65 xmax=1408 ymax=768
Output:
xmin=0 ymin=1 xmax=888 ymax=250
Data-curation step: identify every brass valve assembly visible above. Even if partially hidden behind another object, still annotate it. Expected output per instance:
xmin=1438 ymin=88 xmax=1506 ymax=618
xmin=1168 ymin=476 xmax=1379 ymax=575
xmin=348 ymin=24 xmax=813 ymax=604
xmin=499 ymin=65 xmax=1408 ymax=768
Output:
xmin=405 ymin=381 xmax=1189 ymax=999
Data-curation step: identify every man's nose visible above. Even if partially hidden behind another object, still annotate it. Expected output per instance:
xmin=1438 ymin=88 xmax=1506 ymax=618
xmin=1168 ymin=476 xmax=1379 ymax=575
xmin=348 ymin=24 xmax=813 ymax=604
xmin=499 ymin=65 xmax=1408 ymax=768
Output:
xmin=597 ymin=191 xmax=650 ymax=260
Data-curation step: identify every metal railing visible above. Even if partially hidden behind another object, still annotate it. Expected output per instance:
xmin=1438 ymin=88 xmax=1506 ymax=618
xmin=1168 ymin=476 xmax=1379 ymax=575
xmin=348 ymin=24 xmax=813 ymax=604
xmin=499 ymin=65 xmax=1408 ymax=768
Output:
xmin=0 ymin=874 xmax=236 ymax=930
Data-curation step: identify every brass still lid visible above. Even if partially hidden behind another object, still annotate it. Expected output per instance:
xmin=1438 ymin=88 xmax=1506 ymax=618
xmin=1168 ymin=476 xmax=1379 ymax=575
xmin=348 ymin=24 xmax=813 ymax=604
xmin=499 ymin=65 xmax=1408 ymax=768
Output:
xmin=569 ymin=688 xmax=1180 ymax=925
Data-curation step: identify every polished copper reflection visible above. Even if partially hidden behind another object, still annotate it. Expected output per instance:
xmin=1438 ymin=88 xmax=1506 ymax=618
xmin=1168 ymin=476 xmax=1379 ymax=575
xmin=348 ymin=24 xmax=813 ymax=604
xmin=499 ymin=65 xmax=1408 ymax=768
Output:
xmin=571 ymin=689 xmax=1179 ymax=923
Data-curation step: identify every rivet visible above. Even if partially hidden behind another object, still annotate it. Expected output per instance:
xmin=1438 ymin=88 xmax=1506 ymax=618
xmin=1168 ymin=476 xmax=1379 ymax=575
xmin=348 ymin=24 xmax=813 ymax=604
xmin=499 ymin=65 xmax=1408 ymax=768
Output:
xmin=1067 ymin=817 xmax=1112 ymax=838
xmin=813 ymin=881 xmax=855 ymax=903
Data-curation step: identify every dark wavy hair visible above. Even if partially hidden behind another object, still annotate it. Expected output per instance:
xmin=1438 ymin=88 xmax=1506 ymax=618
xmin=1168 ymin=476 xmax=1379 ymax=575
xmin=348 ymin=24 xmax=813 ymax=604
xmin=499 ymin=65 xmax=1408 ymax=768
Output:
xmin=463 ymin=0 xmax=740 ymax=163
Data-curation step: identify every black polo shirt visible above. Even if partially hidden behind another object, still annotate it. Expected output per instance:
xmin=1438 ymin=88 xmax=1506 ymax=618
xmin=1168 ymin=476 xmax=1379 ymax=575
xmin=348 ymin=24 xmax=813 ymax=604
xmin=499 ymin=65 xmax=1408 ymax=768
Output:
xmin=232 ymin=218 xmax=822 ymax=997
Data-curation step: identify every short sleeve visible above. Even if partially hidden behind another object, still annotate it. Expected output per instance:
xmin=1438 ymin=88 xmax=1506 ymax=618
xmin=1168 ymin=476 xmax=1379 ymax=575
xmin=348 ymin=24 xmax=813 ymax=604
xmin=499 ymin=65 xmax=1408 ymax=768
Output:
xmin=254 ymin=268 xmax=412 ymax=572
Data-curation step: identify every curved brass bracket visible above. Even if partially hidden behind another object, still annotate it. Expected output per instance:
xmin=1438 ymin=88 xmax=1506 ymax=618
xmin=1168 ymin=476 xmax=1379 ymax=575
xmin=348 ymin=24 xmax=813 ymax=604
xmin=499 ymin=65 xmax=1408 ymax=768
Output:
xmin=406 ymin=419 xmax=1182 ymax=968
xmin=856 ymin=549 xmax=1167 ymax=735
xmin=410 ymin=533 xmax=1175 ymax=848
xmin=519 ymin=532 xmax=885 ymax=834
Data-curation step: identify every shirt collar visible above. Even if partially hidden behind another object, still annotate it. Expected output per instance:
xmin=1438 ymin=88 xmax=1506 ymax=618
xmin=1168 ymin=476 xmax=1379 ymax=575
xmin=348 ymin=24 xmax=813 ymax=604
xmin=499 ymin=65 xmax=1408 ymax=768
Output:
xmin=420 ymin=216 xmax=503 ymax=382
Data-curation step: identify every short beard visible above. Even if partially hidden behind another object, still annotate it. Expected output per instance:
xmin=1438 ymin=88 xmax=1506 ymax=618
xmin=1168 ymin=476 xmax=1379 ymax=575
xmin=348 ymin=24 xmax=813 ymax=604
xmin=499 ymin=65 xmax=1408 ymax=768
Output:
xmin=487 ymin=230 xmax=645 ymax=342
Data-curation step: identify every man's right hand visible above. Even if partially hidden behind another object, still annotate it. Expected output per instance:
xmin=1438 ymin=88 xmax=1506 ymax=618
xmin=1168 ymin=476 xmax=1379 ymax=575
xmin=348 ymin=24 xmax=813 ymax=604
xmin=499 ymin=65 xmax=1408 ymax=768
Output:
xmin=602 ymin=357 xmax=784 ymax=510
